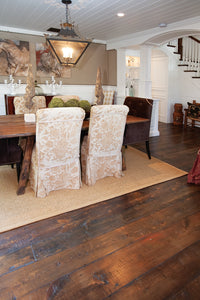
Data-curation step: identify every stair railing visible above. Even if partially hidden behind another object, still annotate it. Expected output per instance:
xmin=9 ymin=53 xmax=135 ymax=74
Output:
xmin=168 ymin=36 xmax=200 ymax=77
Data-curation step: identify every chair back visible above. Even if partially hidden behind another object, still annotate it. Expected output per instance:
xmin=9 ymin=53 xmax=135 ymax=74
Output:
xmin=124 ymin=96 xmax=153 ymax=119
xmin=29 ymin=107 xmax=85 ymax=197
xmin=103 ymin=90 xmax=115 ymax=105
xmin=36 ymin=107 xmax=85 ymax=164
xmin=14 ymin=96 xmax=46 ymax=114
xmin=88 ymin=105 xmax=129 ymax=156
xmin=123 ymin=96 xmax=153 ymax=145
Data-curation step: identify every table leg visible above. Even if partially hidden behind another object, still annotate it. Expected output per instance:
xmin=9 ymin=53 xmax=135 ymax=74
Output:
xmin=17 ymin=136 xmax=35 ymax=195
xmin=122 ymin=145 xmax=126 ymax=171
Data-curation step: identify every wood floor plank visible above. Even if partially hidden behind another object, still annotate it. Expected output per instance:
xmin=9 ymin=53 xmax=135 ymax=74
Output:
xmin=107 ymin=242 xmax=200 ymax=300
xmin=42 ymin=213 xmax=200 ymax=300
xmin=0 ymin=246 xmax=35 ymax=276
xmin=1 ymin=211 xmax=198 ymax=299
xmin=0 ymin=179 xmax=199 ymax=281
xmin=166 ymin=275 xmax=200 ymax=300
xmin=32 ymin=186 xmax=200 ymax=261
xmin=0 ymin=175 xmax=198 ymax=257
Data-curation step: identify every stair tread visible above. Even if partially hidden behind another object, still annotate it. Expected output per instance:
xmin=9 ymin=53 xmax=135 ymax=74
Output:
xmin=184 ymin=70 xmax=197 ymax=72
xmin=167 ymin=44 xmax=176 ymax=48
xmin=172 ymin=36 xmax=199 ymax=78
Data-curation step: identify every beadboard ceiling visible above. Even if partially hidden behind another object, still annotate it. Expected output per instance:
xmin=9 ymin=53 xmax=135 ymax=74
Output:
xmin=0 ymin=0 xmax=200 ymax=43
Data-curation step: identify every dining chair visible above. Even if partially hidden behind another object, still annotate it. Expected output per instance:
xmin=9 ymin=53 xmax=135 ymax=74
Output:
xmin=0 ymin=138 xmax=22 ymax=181
xmin=81 ymin=105 xmax=129 ymax=186
xmin=14 ymin=95 xmax=46 ymax=114
xmin=14 ymin=95 xmax=47 ymax=152
xmin=123 ymin=96 xmax=153 ymax=159
xmin=103 ymin=90 xmax=115 ymax=105
xmin=29 ymin=107 xmax=85 ymax=197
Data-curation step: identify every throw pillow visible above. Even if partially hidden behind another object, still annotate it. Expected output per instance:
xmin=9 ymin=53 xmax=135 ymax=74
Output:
xmin=187 ymin=102 xmax=200 ymax=119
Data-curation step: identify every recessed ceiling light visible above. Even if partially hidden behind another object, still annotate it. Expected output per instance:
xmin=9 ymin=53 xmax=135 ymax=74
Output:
xmin=117 ymin=12 xmax=125 ymax=17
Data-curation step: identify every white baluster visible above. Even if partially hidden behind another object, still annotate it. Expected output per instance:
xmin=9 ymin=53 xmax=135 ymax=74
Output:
xmin=193 ymin=40 xmax=195 ymax=69
xmin=185 ymin=37 xmax=189 ymax=66
xmin=198 ymin=43 xmax=200 ymax=77
xmin=188 ymin=38 xmax=191 ymax=69
xmin=182 ymin=37 xmax=186 ymax=64
xmin=195 ymin=41 xmax=198 ymax=70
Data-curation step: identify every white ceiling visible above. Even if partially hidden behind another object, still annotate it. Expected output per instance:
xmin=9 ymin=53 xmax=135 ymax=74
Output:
xmin=0 ymin=0 xmax=200 ymax=44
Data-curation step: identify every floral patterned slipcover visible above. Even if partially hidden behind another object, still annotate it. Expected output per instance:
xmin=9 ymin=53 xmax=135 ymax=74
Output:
xmin=14 ymin=96 xmax=46 ymax=114
xmin=14 ymin=96 xmax=47 ymax=152
xmin=29 ymin=107 xmax=85 ymax=197
xmin=81 ymin=105 xmax=129 ymax=186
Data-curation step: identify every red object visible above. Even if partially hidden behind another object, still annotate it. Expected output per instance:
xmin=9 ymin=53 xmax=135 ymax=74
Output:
xmin=187 ymin=149 xmax=200 ymax=185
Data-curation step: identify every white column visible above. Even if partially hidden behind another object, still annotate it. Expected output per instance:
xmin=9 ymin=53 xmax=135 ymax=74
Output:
xmin=138 ymin=45 xmax=152 ymax=98
xmin=116 ymin=49 xmax=126 ymax=104
xmin=150 ymin=99 xmax=160 ymax=137
xmin=139 ymin=45 xmax=159 ymax=136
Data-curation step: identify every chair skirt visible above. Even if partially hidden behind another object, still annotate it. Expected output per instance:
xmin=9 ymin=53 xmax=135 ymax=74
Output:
xmin=81 ymin=136 xmax=122 ymax=186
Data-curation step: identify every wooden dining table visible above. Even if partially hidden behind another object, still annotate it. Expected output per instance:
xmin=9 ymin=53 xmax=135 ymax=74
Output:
xmin=0 ymin=114 xmax=149 ymax=195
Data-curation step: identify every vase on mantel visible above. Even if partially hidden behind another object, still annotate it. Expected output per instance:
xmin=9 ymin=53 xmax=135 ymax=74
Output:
xmin=129 ymin=85 xmax=134 ymax=97
xmin=35 ymin=80 xmax=44 ymax=95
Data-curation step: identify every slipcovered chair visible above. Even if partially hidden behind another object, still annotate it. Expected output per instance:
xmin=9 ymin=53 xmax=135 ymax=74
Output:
xmin=103 ymin=90 xmax=115 ymax=105
xmin=14 ymin=96 xmax=46 ymax=152
xmin=81 ymin=105 xmax=129 ymax=186
xmin=29 ymin=107 xmax=85 ymax=197
xmin=14 ymin=95 xmax=46 ymax=114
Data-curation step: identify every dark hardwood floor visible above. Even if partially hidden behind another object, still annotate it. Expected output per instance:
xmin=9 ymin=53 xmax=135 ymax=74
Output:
xmin=0 ymin=123 xmax=200 ymax=300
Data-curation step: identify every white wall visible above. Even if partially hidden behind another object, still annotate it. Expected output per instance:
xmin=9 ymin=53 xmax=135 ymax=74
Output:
xmin=162 ymin=44 xmax=200 ymax=123
xmin=151 ymin=45 xmax=200 ymax=124
xmin=151 ymin=49 xmax=169 ymax=123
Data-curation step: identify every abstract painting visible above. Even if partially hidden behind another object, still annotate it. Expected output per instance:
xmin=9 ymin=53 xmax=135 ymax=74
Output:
xmin=36 ymin=43 xmax=71 ymax=78
xmin=0 ymin=39 xmax=29 ymax=76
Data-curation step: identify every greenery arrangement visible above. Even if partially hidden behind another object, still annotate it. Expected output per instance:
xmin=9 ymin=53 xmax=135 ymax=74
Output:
xmin=48 ymin=98 xmax=91 ymax=114
xmin=64 ymin=99 xmax=79 ymax=107
xmin=48 ymin=98 xmax=64 ymax=108
xmin=79 ymin=100 xmax=91 ymax=112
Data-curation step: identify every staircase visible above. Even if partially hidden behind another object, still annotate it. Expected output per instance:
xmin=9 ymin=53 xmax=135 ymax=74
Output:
xmin=167 ymin=36 xmax=200 ymax=78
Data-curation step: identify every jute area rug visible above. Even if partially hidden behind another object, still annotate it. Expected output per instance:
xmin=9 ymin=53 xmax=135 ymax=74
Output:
xmin=0 ymin=147 xmax=187 ymax=233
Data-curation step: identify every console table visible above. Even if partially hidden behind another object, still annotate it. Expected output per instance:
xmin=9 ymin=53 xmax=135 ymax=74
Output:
xmin=4 ymin=95 xmax=55 ymax=115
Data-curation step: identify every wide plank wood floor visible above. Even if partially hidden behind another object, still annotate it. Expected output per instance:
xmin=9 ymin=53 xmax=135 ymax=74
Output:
xmin=0 ymin=122 xmax=200 ymax=300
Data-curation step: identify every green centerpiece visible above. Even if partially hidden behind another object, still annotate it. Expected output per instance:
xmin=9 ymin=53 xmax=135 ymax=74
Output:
xmin=64 ymin=99 xmax=79 ymax=107
xmin=48 ymin=98 xmax=64 ymax=108
xmin=48 ymin=98 xmax=91 ymax=118
xmin=79 ymin=100 xmax=91 ymax=112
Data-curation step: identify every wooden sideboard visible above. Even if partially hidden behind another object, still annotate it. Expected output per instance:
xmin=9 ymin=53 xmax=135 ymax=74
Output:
xmin=4 ymin=95 xmax=54 ymax=115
